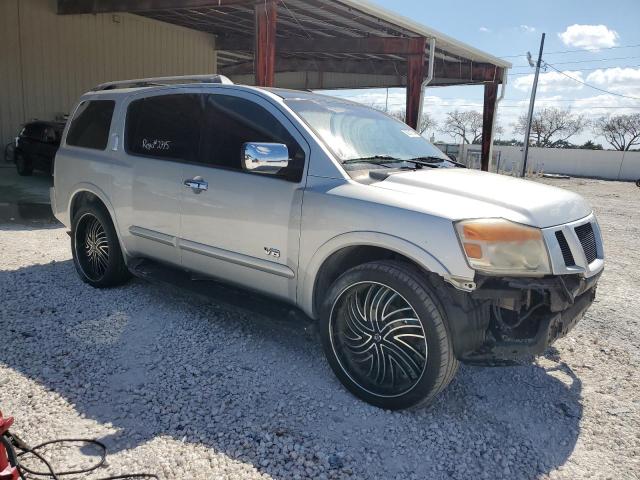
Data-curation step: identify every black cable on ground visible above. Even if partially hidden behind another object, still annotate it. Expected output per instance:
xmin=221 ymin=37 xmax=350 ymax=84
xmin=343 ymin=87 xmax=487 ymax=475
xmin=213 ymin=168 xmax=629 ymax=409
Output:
xmin=3 ymin=431 xmax=158 ymax=480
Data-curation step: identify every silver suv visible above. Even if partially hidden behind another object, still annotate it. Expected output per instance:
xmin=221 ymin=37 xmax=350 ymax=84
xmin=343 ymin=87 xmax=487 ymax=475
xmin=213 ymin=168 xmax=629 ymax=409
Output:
xmin=52 ymin=75 xmax=604 ymax=410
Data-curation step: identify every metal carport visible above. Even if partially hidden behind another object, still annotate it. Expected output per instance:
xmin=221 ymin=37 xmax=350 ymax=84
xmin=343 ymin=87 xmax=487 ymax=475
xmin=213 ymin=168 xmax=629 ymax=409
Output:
xmin=57 ymin=0 xmax=511 ymax=170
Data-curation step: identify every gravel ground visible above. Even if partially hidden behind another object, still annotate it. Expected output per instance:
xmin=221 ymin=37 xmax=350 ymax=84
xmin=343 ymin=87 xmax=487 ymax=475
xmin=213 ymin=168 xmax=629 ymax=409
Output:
xmin=1 ymin=177 xmax=639 ymax=480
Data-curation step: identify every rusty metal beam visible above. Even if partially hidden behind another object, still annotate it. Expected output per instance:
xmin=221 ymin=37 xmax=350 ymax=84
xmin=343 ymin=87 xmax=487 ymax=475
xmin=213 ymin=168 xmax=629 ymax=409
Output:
xmin=481 ymin=80 xmax=499 ymax=171
xmin=218 ymin=35 xmax=427 ymax=55
xmin=57 ymin=0 xmax=254 ymax=14
xmin=221 ymin=58 xmax=404 ymax=76
xmin=221 ymin=57 xmax=503 ymax=84
xmin=405 ymin=38 xmax=427 ymax=130
xmin=254 ymin=0 xmax=277 ymax=87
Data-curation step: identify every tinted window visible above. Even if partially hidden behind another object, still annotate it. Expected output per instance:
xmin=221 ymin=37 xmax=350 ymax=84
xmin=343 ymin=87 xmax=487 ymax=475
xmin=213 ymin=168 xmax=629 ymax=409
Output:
xmin=67 ymin=100 xmax=115 ymax=150
xmin=22 ymin=123 xmax=44 ymax=140
xmin=125 ymin=94 xmax=203 ymax=162
xmin=200 ymin=95 xmax=304 ymax=181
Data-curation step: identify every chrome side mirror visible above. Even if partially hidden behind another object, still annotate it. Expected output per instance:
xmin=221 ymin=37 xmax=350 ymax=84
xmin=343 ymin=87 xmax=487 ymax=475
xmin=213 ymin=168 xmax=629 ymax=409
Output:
xmin=242 ymin=143 xmax=290 ymax=174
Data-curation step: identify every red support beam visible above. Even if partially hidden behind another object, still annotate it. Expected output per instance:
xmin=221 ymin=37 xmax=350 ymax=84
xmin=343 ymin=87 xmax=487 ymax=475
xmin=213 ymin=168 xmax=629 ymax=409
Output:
xmin=58 ymin=0 xmax=253 ymax=14
xmin=218 ymin=35 xmax=427 ymax=55
xmin=405 ymin=39 xmax=427 ymax=130
xmin=481 ymin=79 xmax=499 ymax=171
xmin=254 ymin=0 xmax=277 ymax=87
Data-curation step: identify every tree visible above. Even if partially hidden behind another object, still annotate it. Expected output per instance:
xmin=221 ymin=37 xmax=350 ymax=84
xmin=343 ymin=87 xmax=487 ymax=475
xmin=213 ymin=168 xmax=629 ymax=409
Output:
xmin=388 ymin=109 xmax=437 ymax=135
xmin=593 ymin=114 xmax=640 ymax=151
xmin=494 ymin=138 xmax=524 ymax=147
xmin=514 ymin=107 xmax=588 ymax=148
xmin=579 ymin=140 xmax=603 ymax=150
xmin=440 ymin=110 xmax=503 ymax=144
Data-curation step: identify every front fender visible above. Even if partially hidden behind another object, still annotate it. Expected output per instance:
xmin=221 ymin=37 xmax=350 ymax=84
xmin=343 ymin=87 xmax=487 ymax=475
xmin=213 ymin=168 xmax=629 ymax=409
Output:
xmin=298 ymin=231 xmax=451 ymax=319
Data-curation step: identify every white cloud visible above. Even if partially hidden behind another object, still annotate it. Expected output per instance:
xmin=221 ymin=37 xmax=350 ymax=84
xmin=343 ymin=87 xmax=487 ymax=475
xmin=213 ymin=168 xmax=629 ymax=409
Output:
xmin=513 ymin=71 xmax=585 ymax=93
xmin=520 ymin=25 xmax=536 ymax=33
xmin=585 ymin=67 xmax=640 ymax=96
xmin=558 ymin=24 xmax=619 ymax=50
xmin=479 ymin=26 xmax=491 ymax=33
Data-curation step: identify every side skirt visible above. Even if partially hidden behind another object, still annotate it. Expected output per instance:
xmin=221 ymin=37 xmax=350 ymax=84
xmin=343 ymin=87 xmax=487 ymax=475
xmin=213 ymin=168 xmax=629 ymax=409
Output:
xmin=128 ymin=258 xmax=314 ymax=327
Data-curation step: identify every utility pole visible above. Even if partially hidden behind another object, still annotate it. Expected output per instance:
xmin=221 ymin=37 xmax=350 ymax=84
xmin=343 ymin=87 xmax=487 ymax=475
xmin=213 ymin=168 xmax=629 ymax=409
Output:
xmin=521 ymin=32 xmax=545 ymax=178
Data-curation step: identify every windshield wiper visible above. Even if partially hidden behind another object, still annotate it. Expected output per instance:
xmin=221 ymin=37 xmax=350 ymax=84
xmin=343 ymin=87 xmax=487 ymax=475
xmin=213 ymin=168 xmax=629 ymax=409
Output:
xmin=405 ymin=156 xmax=467 ymax=168
xmin=342 ymin=156 xmax=404 ymax=168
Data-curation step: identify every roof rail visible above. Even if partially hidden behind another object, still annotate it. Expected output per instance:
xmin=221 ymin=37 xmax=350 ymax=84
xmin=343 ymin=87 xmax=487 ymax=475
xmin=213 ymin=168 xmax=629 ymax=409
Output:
xmin=91 ymin=74 xmax=234 ymax=91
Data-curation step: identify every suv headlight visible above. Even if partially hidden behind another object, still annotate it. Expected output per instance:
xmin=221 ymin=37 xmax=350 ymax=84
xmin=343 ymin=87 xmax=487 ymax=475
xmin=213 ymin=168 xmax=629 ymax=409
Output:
xmin=455 ymin=218 xmax=551 ymax=275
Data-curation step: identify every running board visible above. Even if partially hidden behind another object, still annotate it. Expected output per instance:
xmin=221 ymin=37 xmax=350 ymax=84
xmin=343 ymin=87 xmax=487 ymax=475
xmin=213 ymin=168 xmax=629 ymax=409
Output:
xmin=128 ymin=258 xmax=313 ymax=327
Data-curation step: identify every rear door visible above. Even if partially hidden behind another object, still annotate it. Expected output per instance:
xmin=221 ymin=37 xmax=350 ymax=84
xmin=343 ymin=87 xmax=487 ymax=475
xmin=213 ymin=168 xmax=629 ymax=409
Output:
xmin=178 ymin=92 xmax=308 ymax=301
xmin=120 ymin=93 xmax=203 ymax=266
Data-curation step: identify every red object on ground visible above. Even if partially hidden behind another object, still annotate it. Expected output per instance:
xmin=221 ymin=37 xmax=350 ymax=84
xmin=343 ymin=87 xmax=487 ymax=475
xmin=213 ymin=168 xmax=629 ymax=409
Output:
xmin=0 ymin=411 xmax=19 ymax=480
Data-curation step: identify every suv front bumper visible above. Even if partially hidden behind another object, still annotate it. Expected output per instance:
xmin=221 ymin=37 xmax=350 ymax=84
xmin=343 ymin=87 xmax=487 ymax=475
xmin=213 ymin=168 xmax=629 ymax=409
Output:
xmin=443 ymin=272 xmax=601 ymax=365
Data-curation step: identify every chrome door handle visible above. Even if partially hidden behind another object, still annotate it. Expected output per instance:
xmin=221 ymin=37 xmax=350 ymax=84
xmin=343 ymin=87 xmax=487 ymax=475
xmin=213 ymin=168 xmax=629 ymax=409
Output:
xmin=184 ymin=177 xmax=208 ymax=193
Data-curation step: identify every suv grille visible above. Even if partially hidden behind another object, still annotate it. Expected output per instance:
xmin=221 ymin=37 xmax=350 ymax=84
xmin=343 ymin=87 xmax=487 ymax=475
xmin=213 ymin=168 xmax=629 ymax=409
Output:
xmin=555 ymin=231 xmax=576 ymax=266
xmin=575 ymin=222 xmax=598 ymax=264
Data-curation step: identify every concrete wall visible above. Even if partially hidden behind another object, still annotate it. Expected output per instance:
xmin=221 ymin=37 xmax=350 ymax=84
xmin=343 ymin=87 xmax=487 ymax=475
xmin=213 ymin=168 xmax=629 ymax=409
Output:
xmin=0 ymin=0 xmax=217 ymax=146
xmin=445 ymin=144 xmax=640 ymax=181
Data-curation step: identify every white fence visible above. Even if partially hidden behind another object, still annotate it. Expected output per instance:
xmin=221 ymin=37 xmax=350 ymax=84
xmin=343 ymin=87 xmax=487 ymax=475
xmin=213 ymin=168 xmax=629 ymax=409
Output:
xmin=438 ymin=144 xmax=640 ymax=181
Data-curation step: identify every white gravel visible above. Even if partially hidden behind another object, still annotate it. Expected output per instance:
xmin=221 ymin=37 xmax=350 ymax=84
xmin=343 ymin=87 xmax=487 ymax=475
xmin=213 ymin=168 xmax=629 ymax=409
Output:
xmin=1 ymin=178 xmax=639 ymax=479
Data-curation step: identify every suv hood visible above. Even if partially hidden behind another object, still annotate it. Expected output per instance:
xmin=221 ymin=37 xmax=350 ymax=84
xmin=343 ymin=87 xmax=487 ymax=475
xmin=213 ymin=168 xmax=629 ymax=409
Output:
xmin=372 ymin=168 xmax=592 ymax=228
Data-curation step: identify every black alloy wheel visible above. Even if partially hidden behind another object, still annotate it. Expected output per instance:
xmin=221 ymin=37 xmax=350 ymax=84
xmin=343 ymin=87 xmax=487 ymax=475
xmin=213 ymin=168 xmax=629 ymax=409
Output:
xmin=71 ymin=204 xmax=131 ymax=288
xmin=320 ymin=261 xmax=459 ymax=410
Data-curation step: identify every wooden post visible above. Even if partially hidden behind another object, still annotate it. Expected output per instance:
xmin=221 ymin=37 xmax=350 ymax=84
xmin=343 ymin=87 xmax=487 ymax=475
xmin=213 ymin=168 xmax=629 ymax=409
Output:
xmin=481 ymin=80 xmax=499 ymax=171
xmin=405 ymin=41 xmax=426 ymax=130
xmin=255 ymin=0 xmax=277 ymax=87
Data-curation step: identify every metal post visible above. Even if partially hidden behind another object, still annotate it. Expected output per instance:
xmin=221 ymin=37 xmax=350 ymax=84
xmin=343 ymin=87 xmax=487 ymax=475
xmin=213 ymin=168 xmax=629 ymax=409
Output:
xmin=255 ymin=0 xmax=277 ymax=87
xmin=521 ymin=33 xmax=545 ymax=178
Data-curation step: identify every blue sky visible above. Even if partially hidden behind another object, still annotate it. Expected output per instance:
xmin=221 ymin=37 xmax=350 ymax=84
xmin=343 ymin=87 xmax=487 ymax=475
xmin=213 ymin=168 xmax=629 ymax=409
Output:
xmin=323 ymin=0 xmax=640 ymax=145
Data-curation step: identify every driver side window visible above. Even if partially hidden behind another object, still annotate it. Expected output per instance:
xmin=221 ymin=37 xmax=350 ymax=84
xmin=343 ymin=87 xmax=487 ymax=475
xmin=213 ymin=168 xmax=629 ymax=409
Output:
xmin=199 ymin=94 xmax=304 ymax=181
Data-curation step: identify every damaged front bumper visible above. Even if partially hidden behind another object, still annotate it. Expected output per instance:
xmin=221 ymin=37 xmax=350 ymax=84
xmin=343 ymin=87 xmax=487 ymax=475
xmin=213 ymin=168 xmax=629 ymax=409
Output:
xmin=443 ymin=272 xmax=602 ymax=365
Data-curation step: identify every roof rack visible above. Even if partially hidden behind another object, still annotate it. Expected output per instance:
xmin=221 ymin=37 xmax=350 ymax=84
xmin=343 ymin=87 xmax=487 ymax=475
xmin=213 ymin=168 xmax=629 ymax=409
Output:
xmin=91 ymin=74 xmax=234 ymax=91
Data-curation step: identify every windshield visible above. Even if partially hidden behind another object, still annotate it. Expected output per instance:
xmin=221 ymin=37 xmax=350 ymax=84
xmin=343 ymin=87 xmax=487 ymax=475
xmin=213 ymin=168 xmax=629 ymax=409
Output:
xmin=285 ymin=97 xmax=451 ymax=167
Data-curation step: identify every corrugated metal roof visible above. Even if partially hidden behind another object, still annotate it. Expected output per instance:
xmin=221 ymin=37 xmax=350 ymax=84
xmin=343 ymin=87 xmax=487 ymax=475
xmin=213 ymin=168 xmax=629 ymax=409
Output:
xmin=132 ymin=0 xmax=509 ymax=88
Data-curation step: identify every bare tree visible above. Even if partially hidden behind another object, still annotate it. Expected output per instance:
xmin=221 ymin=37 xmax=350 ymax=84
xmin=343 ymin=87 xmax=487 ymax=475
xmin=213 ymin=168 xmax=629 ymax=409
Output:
xmin=593 ymin=114 xmax=640 ymax=151
xmin=440 ymin=110 xmax=503 ymax=144
xmin=388 ymin=109 xmax=437 ymax=135
xmin=365 ymin=103 xmax=436 ymax=135
xmin=514 ymin=107 xmax=588 ymax=147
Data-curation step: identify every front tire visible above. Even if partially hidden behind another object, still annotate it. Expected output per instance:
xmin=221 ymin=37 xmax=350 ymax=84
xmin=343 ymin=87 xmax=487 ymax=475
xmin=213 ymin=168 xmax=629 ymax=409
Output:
xmin=320 ymin=261 xmax=458 ymax=410
xmin=71 ymin=204 xmax=131 ymax=288
xmin=15 ymin=153 xmax=33 ymax=176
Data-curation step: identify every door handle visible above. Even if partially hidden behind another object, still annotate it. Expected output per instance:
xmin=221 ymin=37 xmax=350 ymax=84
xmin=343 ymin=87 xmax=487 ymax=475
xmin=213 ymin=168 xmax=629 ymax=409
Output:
xmin=184 ymin=177 xmax=208 ymax=193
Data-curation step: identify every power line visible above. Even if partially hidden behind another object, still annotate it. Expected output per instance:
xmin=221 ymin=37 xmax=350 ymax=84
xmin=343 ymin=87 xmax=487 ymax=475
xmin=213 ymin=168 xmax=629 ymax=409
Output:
xmin=372 ymin=100 xmax=640 ymax=110
xmin=499 ymin=43 xmax=640 ymax=58
xmin=508 ymin=64 xmax=640 ymax=76
xmin=510 ymin=55 xmax=640 ymax=69
xmin=544 ymin=63 xmax=640 ymax=100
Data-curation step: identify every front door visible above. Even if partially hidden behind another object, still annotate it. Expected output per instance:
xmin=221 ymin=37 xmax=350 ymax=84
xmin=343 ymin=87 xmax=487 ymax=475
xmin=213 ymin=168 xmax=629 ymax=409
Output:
xmin=179 ymin=92 xmax=308 ymax=302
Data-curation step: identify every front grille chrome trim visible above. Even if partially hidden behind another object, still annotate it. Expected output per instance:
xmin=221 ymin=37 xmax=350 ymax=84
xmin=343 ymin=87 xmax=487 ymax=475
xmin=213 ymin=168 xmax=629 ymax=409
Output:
xmin=542 ymin=213 xmax=604 ymax=278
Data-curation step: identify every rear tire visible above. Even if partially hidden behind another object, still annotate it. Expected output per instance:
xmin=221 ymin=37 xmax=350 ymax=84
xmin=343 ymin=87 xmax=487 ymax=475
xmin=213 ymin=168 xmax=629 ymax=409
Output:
xmin=320 ymin=260 xmax=458 ymax=410
xmin=15 ymin=153 xmax=33 ymax=176
xmin=71 ymin=204 xmax=131 ymax=288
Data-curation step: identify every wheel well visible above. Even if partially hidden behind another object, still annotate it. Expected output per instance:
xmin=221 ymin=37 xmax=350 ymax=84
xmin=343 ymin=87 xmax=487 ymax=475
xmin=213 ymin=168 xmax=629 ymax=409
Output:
xmin=70 ymin=191 xmax=107 ymax=223
xmin=313 ymin=246 xmax=426 ymax=315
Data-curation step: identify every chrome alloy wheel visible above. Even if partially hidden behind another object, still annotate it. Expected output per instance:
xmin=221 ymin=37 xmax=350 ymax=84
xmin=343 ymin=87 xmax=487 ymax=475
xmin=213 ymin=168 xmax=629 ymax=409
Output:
xmin=329 ymin=282 xmax=428 ymax=398
xmin=74 ymin=213 xmax=109 ymax=281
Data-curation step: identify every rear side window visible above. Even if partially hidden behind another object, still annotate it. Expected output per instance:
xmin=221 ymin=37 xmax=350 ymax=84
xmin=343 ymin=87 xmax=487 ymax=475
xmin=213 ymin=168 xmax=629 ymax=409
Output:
xmin=125 ymin=94 xmax=203 ymax=162
xmin=66 ymin=100 xmax=115 ymax=150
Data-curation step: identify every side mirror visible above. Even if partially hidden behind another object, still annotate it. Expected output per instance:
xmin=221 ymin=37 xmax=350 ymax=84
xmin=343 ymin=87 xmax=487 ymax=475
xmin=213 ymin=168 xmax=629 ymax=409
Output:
xmin=242 ymin=142 xmax=290 ymax=175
